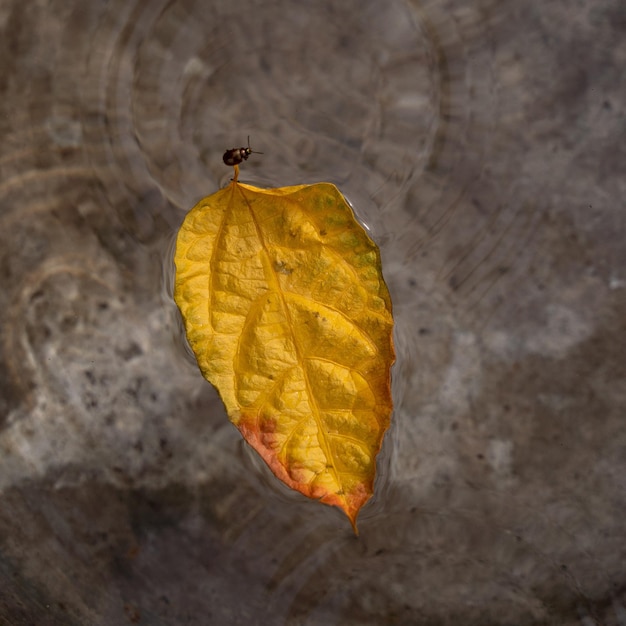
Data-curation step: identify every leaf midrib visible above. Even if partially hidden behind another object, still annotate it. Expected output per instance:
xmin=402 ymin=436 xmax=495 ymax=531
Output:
xmin=236 ymin=183 xmax=345 ymax=499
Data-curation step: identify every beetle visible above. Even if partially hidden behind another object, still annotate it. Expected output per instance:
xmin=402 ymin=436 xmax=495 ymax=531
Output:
xmin=223 ymin=136 xmax=263 ymax=166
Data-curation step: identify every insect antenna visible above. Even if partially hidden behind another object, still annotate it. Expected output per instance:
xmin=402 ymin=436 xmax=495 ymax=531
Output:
xmin=247 ymin=135 xmax=263 ymax=155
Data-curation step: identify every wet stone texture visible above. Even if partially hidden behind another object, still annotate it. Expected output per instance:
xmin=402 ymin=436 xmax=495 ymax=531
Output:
xmin=0 ymin=0 xmax=625 ymax=625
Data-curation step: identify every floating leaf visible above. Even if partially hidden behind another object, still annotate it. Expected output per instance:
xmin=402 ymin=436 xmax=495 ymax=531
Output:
xmin=174 ymin=168 xmax=394 ymax=531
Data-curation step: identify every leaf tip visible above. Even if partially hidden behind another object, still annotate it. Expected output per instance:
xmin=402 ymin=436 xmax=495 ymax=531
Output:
xmin=339 ymin=500 xmax=362 ymax=536
xmin=349 ymin=514 xmax=360 ymax=537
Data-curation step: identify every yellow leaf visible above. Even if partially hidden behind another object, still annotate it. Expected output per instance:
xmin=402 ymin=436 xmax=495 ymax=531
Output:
xmin=174 ymin=170 xmax=394 ymax=531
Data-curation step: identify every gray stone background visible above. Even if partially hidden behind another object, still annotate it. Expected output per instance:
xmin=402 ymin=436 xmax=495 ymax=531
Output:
xmin=0 ymin=0 xmax=624 ymax=624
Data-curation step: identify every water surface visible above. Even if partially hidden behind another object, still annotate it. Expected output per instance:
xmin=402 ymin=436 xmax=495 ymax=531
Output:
xmin=0 ymin=1 xmax=624 ymax=624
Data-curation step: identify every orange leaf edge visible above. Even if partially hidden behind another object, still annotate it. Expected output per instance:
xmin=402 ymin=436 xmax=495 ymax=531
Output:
xmin=238 ymin=411 xmax=371 ymax=534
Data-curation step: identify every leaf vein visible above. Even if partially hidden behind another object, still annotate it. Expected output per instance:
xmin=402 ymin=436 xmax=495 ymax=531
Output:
xmin=238 ymin=184 xmax=346 ymax=496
